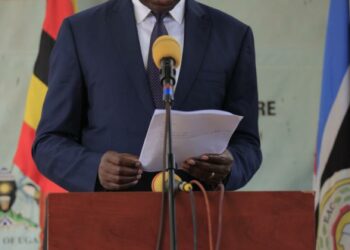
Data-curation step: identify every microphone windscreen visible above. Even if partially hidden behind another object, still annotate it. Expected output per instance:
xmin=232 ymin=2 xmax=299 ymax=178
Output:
xmin=152 ymin=35 xmax=181 ymax=69
xmin=151 ymin=172 xmax=182 ymax=192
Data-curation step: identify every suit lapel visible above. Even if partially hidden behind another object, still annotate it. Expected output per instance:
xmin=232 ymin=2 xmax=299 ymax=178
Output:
xmin=174 ymin=0 xmax=211 ymax=109
xmin=107 ymin=0 xmax=154 ymax=114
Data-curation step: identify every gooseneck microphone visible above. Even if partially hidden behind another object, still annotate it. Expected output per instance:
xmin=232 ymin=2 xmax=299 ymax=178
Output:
xmin=152 ymin=35 xmax=182 ymax=250
xmin=152 ymin=35 xmax=181 ymax=101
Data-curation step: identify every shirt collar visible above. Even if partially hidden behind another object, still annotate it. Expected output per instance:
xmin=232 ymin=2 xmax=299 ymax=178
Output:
xmin=170 ymin=0 xmax=185 ymax=24
xmin=132 ymin=0 xmax=185 ymax=24
xmin=132 ymin=0 xmax=151 ymax=24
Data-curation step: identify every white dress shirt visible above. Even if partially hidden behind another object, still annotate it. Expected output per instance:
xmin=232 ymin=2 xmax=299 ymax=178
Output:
xmin=131 ymin=0 xmax=185 ymax=84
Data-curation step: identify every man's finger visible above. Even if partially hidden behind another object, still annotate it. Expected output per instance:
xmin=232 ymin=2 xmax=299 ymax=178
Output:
xmin=118 ymin=156 xmax=141 ymax=167
xmin=106 ymin=174 xmax=141 ymax=185
xmin=182 ymin=161 xmax=228 ymax=183
xmin=104 ymin=164 xmax=142 ymax=176
xmin=205 ymin=171 xmax=226 ymax=184
xmin=119 ymin=153 xmax=140 ymax=160
xmin=189 ymin=160 xmax=230 ymax=175
xmin=105 ymin=153 xmax=141 ymax=168
xmin=198 ymin=154 xmax=233 ymax=165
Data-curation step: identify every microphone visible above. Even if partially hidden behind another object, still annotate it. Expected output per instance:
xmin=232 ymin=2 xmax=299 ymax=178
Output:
xmin=152 ymin=35 xmax=181 ymax=101
xmin=152 ymin=37 xmax=183 ymax=249
xmin=151 ymin=172 xmax=192 ymax=193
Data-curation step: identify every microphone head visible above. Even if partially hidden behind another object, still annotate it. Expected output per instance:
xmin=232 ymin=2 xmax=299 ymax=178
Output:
xmin=152 ymin=35 xmax=181 ymax=69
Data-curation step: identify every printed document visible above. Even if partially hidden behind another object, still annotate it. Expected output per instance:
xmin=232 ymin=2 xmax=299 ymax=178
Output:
xmin=139 ymin=109 xmax=243 ymax=171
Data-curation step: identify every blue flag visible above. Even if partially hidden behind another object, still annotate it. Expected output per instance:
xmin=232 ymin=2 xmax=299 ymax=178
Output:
xmin=315 ymin=0 xmax=350 ymax=249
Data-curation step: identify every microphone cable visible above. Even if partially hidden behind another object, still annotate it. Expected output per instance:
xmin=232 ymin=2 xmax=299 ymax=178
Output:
xmin=190 ymin=180 xmax=214 ymax=250
xmin=155 ymin=178 xmax=224 ymax=250
xmin=215 ymin=183 xmax=225 ymax=250
xmin=189 ymin=189 xmax=198 ymax=250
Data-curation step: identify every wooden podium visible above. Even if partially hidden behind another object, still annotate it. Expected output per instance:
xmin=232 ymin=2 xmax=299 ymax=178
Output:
xmin=47 ymin=192 xmax=314 ymax=250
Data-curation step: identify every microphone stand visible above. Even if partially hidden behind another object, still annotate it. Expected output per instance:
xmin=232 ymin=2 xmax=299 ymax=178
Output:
xmin=161 ymin=58 xmax=177 ymax=250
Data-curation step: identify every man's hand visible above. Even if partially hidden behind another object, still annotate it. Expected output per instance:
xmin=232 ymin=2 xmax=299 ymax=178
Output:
xmin=181 ymin=150 xmax=233 ymax=186
xmin=98 ymin=151 xmax=142 ymax=191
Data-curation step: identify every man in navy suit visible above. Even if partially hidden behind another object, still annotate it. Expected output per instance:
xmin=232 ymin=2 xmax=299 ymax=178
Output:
xmin=32 ymin=0 xmax=262 ymax=191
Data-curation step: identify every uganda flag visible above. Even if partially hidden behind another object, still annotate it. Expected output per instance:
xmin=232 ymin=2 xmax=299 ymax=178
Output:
xmin=13 ymin=0 xmax=76 ymax=248
xmin=315 ymin=0 xmax=350 ymax=249
xmin=14 ymin=0 xmax=76 ymax=194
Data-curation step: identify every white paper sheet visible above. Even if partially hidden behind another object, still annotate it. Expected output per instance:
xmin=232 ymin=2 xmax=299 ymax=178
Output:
xmin=139 ymin=109 xmax=243 ymax=172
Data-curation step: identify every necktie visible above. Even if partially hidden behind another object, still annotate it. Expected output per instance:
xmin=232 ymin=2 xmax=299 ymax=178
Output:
xmin=147 ymin=13 xmax=168 ymax=108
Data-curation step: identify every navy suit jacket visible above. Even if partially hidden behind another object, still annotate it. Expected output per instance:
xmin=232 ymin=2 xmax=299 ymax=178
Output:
xmin=32 ymin=0 xmax=262 ymax=191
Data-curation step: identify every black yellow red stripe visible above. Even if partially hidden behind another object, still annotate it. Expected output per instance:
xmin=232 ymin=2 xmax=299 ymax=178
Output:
xmin=14 ymin=0 xmax=76 ymax=195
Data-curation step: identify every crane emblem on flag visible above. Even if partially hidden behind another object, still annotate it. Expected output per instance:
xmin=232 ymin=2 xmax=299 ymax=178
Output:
xmin=317 ymin=172 xmax=350 ymax=250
